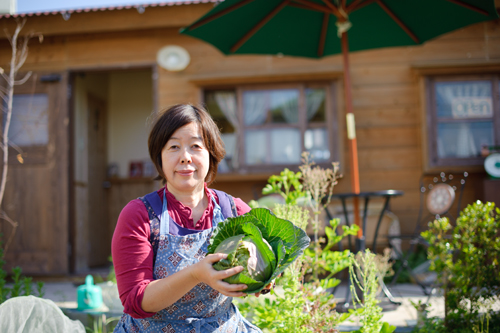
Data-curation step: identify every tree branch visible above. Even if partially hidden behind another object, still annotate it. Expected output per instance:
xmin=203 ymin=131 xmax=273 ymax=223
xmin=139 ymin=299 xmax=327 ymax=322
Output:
xmin=0 ymin=210 xmax=19 ymax=255
xmin=14 ymin=71 xmax=32 ymax=85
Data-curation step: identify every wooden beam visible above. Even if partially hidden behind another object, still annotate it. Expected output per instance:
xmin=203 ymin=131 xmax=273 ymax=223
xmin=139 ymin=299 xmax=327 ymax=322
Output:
xmin=320 ymin=0 xmax=343 ymax=18
xmin=292 ymin=0 xmax=333 ymax=15
xmin=230 ymin=0 xmax=290 ymax=53
xmin=188 ymin=0 xmax=255 ymax=30
xmin=445 ymin=0 xmax=490 ymax=16
xmin=376 ymin=0 xmax=419 ymax=44
xmin=289 ymin=2 xmax=328 ymax=13
xmin=347 ymin=0 xmax=375 ymax=12
xmin=318 ymin=12 xmax=330 ymax=57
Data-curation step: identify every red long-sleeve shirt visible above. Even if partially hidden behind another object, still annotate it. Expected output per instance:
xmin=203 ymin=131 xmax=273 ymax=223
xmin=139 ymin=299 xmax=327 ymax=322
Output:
xmin=111 ymin=185 xmax=251 ymax=318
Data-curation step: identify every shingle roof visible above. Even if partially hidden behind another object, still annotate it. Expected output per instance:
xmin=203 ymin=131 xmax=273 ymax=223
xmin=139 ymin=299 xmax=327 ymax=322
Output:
xmin=1 ymin=0 xmax=218 ymax=19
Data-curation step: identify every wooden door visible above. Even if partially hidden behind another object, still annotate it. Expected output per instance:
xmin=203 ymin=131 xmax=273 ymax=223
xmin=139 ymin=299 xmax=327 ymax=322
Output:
xmin=1 ymin=72 xmax=69 ymax=275
xmin=87 ymin=94 xmax=109 ymax=267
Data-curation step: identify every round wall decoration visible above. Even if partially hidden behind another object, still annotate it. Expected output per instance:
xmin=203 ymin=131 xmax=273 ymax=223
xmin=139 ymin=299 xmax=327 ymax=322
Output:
xmin=156 ymin=45 xmax=190 ymax=71
xmin=484 ymin=153 xmax=500 ymax=178
xmin=426 ymin=183 xmax=455 ymax=215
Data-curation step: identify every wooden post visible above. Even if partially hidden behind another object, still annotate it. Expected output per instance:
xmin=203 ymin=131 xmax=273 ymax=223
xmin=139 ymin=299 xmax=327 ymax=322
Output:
xmin=341 ymin=30 xmax=362 ymax=240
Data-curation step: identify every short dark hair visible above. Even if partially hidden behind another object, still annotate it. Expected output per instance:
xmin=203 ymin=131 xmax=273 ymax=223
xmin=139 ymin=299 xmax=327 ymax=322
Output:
xmin=148 ymin=104 xmax=225 ymax=186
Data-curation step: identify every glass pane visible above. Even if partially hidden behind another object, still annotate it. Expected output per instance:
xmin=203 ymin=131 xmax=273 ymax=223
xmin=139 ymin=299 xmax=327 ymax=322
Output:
xmin=245 ymin=128 xmax=301 ymax=165
xmin=6 ymin=94 xmax=49 ymax=147
xmin=305 ymin=88 xmax=326 ymax=123
xmin=204 ymin=91 xmax=236 ymax=133
xmin=435 ymin=81 xmax=493 ymax=119
xmin=437 ymin=122 xmax=493 ymax=159
xmin=305 ymin=128 xmax=330 ymax=162
xmin=243 ymin=89 xmax=299 ymax=125
xmin=245 ymin=130 xmax=267 ymax=165
xmin=218 ymin=133 xmax=237 ymax=173
xmin=270 ymin=128 xmax=301 ymax=164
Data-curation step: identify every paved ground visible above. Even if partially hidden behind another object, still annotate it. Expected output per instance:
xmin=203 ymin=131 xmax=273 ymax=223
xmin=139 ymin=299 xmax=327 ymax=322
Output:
xmin=39 ymin=279 xmax=445 ymax=332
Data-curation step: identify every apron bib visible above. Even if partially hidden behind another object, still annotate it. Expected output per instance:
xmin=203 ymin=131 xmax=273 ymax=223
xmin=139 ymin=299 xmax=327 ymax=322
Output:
xmin=114 ymin=190 xmax=261 ymax=333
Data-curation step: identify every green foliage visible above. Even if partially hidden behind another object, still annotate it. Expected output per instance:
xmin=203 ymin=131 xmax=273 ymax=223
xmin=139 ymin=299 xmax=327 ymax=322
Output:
xmin=107 ymin=256 xmax=116 ymax=284
xmin=303 ymin=218 xmax=358 ymax=291
xmin=237 ymin=163 xmax=370 ymax=332
xmin=384 ymin=244 xmax=428 ymax=284
xmin=262 ymin=168 xmax=305 ymax=205
xmin=0 ymin=244 xmax=44 ymax=304
xmin=349 ymin=249 xmax=395 ymax=333
xmin=421 ymin=201 xmax=500 ymax=332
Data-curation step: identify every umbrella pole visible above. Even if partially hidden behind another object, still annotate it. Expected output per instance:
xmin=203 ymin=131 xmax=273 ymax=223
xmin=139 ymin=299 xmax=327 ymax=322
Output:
xmin=341 ymin=31 xmax=363 ymax=249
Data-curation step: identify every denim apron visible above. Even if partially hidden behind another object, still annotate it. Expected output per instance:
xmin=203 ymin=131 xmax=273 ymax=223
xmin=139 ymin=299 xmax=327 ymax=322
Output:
xmin=114 ymin=190 xmax=261 ymax=333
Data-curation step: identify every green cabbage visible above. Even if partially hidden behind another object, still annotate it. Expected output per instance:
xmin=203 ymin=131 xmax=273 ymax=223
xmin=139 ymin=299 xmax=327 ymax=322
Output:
xmin=208 ymin=208 xmax=310 ymax=294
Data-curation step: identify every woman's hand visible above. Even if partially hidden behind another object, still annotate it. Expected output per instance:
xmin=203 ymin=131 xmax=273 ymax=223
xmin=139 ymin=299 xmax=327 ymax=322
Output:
xmin=192 ymin=253 xmax=248 ymax=297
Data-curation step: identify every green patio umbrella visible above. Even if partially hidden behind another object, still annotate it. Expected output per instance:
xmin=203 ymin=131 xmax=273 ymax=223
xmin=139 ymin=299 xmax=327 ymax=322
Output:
xmin=180 ymin=0 xmax=499 ymax=239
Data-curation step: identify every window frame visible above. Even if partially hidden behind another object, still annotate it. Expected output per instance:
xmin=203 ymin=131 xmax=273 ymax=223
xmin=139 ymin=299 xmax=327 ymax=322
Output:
xmin=425 ymin=74 xmax=500 ymax=168
xmin=204 ymin=80 xmax=339 ymax=175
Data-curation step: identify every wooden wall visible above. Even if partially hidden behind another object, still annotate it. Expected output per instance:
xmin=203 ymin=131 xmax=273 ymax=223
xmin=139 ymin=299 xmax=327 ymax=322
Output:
xmin=0 ymin=5 xmax=499 ymax=271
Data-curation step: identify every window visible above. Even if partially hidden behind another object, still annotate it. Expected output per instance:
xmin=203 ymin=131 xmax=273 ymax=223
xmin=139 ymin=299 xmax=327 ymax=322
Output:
xmin=6 ymin=94 xmax=49 ymax=147
xmin=426 ymin=76 xmax=500 ymax=167
xmin=204 ymin=83 xmax=336 ymax=173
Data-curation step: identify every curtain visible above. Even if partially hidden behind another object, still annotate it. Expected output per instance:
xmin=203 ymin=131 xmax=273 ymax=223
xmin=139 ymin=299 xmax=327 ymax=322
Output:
xmin=243 ymin=91 xmax=267 ymax=126
xmin=214 ymin=92 xmax=239 ymax=170
xmin=306 ymin=89 xmax=325 ymax=121
xmin=272 ymin=90 xmax=298 ymax=123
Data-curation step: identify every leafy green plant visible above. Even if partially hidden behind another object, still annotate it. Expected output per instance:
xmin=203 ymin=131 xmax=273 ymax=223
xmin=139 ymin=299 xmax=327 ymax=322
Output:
xmin=262 ymin=168 xmax=305 ymax=205
xmin=235 ymin=202 xmax=351 ymax=333
xmin=0 ymin=243 xmax=44 ymax=304
xmin=237 ymin=160 xmax=363 ymax=332
xmin=349 ymin=249 xmax=395 ymax=333
xmin=421 ymin=201 xmax=500 ymax=332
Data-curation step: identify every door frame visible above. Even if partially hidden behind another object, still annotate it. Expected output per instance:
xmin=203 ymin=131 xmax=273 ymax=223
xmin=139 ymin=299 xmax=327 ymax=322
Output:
xmin=67 ymin=64 xmax=158 ymax=273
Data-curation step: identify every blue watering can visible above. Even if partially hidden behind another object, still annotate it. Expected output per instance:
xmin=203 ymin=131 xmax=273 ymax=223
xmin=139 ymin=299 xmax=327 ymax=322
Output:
xmin=77 ymin=275 xmax=103 ymax=310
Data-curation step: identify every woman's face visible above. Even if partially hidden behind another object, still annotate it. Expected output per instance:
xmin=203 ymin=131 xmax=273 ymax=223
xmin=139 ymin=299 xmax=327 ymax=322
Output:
xmin=161 ymin=122 xmax=210 ymax=195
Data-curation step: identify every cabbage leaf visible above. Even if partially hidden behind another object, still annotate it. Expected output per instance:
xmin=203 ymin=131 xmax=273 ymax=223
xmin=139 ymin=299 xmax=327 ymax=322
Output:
xmin=208 ymin=208 xmax=310 ymax=294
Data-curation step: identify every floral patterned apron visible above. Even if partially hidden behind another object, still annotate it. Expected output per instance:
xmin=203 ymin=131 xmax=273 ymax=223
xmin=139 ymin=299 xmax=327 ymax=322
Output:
xmin=114 ymin=190 xmax=261 ymax=333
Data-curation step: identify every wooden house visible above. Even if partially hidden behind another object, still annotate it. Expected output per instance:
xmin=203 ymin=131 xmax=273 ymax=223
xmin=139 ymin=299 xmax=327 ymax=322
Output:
xmin=0 ymin=1 xmax=499 ymax=275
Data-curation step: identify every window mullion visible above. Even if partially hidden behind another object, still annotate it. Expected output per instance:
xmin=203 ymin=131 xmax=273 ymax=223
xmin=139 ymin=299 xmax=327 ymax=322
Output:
xmin=236 ymin=86 xmax=245 ymax=172
xmin=299 ymin=84 xmax=306 ymax=157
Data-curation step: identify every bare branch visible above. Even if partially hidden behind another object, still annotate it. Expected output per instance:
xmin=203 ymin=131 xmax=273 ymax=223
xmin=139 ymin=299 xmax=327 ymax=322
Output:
xmin=8 ymin=141 xmax=24 ymax=155
xmin=0 ymin=94 xmax=8 ymax=104
xmin=0 ymin=210 xmax=19 ymax=254
xmin=1 ymin=72 xmax=11 ymax=85
xmin=15 ymin=35 xmax=32 ymax=72
xmin=13 ymin=71 xmax=32 ymax=85
xmin=3 ymin=28 xmax=13 ymax=45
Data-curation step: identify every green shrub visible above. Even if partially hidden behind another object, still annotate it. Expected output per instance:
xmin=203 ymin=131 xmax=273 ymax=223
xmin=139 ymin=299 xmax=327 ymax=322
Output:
xmin=421 ymin=201 xmax=500 ymax=332
xmin=0 ymin=245 xmax=44 ymax=304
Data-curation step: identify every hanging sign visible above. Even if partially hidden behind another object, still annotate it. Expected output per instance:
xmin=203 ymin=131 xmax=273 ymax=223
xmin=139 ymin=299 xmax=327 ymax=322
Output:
xmin=451 ymin=97 xmax=493 ymax=119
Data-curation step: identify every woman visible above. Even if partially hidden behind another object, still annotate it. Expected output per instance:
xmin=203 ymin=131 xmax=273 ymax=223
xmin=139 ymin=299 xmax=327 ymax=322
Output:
xmin=112 ymin=104 xmax=265 ymax=332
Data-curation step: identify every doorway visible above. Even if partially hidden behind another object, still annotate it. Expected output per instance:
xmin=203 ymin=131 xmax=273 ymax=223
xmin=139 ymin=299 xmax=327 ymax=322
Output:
xmin=71 ymin=67 xmax=154 ymax=273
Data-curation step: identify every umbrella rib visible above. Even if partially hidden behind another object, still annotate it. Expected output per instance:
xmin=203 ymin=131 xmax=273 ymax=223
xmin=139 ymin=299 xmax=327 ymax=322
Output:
xmin=320 ymin=0 xmax=343 ymax=18
xmin=376 ymin=0 xmax=419 ymax=44
xmin=318 ymin=12 xmax=330 ymax=57
xmin=187 ymin=0 xmax=255 ymax=30
xmin=292 ymin=0 xmax=333 ymax=15
xmin=230 ymin=0 xmax=291 ymax=53
xmin=289 ymin=2 xmax=328 ymax=13
xmin=444 ymin=0 xmax=489 ymax=16
xmin=347 ymin=0 xmax=375 ymax=12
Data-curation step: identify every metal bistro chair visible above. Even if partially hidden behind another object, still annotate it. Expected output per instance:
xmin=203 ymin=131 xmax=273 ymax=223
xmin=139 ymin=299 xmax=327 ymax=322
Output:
xmin=387 ymin=171 xmax=468 ymax=295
